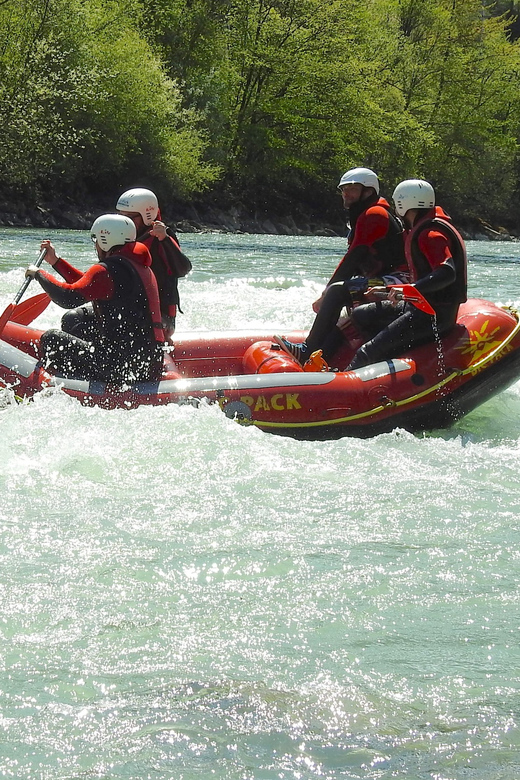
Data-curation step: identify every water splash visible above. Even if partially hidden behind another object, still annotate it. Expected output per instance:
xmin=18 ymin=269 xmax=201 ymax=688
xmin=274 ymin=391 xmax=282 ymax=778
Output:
xmin=1 ymin=231 xmax=520 ymax=779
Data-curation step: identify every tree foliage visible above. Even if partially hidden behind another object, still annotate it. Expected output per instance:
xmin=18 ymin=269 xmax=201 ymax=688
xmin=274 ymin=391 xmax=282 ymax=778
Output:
xmin=0 ymin=0 xmax=217 ymax=203
xmin=137 ymin=0 xmax=520 ymax=223
xmin=1 ymin=0 xmax=519 ymax=224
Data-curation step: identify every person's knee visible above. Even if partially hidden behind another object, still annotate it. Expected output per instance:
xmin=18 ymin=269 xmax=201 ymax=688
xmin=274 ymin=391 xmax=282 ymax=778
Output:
xmin=61 ymin=310 xmax=79 ymax=333
xmin=61 ymin=308 xmax=96 ymax=339
xmin=40 ymin=329 xmax=63 ymax=353
xmin=325 ymin=281 xmax=351 ymax=305
xmin=347 ymin=344 xmax=371 ymax=370
xmin=61 ymin=306 xmax=99 ymax=339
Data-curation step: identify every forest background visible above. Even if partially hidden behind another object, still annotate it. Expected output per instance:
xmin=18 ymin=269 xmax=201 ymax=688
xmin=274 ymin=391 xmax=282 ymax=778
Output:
xmin=2 ymin=0 xmax=520 ymax=236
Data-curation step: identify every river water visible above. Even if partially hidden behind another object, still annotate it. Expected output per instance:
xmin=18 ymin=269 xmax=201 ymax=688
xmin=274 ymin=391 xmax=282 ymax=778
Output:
xmin=1 ymin=228 xmax=520 ymax=780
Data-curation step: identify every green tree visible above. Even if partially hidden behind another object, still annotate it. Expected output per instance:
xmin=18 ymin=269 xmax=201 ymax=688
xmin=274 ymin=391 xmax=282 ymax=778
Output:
xmin=0 ymin=0 xmax=218 ymax=205
xmin=138 ymin=0 xmax=408 ymax=211
xmin=1 ymin=0 xmax=519 ymax=225
xmin=384 ymin=0 xmax=520 ymax=220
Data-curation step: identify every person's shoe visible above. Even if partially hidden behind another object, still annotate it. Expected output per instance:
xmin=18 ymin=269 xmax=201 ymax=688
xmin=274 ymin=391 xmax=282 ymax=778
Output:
xmin=273 ymin=336 xmax=308 ymax=366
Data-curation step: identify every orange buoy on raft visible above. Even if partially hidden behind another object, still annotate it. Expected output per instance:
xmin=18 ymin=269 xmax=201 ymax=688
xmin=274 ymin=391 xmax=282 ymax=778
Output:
xmin=243 ymin=342 xmax=330 ymax=374
xmin=242 ymin=341 xmax=304 ymax=374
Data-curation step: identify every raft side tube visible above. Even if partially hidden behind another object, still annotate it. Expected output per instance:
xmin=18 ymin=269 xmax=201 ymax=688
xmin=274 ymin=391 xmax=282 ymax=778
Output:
xmin=352 ymin=359 xmax=414 ymax=382
xmin=0 ymin=339 xmax=39 ymax=378
xmin=239 ymin=359 xmax=419 ymax=427
xmin=49 ymin=376 xmax=101 ymax=394
xmin=150 ymin=370 xmax=338 ymax=396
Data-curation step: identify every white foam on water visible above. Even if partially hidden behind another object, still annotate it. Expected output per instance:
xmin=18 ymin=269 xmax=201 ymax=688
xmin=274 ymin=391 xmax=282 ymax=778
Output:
xmin=0 ymin=230 xmax=520 ymax=779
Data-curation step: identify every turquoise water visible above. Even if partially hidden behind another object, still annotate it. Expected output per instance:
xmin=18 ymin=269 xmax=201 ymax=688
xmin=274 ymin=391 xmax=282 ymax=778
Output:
xmin=1 ymin=229 xmax=520 ymax=779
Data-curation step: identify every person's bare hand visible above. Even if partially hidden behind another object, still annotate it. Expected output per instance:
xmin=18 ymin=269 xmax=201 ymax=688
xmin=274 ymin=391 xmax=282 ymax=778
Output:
xmin=150 ymin=221 xmax=167 ymax=241
xmin=40 ymin=239 xmax=58 ymax=266
xmin=363 ymin=285 xmax=388 ymax=303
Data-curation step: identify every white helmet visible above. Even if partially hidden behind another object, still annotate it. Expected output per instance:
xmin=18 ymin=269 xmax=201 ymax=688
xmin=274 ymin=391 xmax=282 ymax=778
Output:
xmin=90 ymin=214 xmax=136 ymax=251
xmin=392 ymin=179 xmax=435 ymax=217
xmin=338 ymin=167 xmax=379 ymax=194
xmin=116 ymin=187 xmax=159 ymax=225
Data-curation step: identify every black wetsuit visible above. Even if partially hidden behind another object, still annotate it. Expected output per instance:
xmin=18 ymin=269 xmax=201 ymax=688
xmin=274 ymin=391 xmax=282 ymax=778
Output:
xmin=139 ymin=227 xmax=192 ymax=337
xmin=347 ymin=208 xmax=467 ymax=370
xmin=35 ymin=244 xmax=164 ymax=382
xmin=296 ymin=196 xmax=406 ymax=362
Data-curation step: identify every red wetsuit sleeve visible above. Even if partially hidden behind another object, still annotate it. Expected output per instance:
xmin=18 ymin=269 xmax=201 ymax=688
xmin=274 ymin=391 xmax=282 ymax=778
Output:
xmin=417 ymin=229 xmax=453 ymax=270
xmin=414 ymin=229 xmax=456 ymax=295
xmin=349 ymin=206 xmax=390 ymax=249
xmin=53 ymin=257 xmax=84 ymax=283
xmin=328 ymin=206 xmax=390 ymax=283
xmin=36 ymin=264 xmax=115 ymax=307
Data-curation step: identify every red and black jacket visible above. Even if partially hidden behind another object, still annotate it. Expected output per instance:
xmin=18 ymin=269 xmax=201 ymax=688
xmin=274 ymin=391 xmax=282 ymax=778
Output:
xmin=328 ymin=194 xmax=406 ymax=284
xmin=405 ymin=207 xmax=467 ymax=311
xmin=139 ymin=227 xmax=192 ymax=319
xmin=35 ymin=242 xmax=165 ymax=349
xmin=100 ymin=243 xmax=165 ymax=347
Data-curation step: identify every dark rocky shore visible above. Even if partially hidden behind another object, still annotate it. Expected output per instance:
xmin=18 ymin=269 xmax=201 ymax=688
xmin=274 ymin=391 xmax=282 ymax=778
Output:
xmin=0 ymin=199 xmax=346 ymax=238
xmin=0 ymin=198 xmax=518 ymax=242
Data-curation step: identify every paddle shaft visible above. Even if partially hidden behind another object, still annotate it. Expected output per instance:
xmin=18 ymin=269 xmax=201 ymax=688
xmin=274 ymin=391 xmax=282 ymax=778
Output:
xmin=13 ymin=246 xmax=48 ymax=304
xmin=0 ymin=247 xmax=49 ymax=338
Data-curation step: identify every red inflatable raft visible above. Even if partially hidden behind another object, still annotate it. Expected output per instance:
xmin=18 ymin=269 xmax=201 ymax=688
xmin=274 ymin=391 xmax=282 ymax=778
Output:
xmin=0 ymin=298 xmax=519 ymax=439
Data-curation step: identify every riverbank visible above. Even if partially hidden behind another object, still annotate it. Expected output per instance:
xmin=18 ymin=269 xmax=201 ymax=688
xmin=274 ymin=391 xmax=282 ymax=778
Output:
xmin=0 ymin=198 xmax=344 ymax=238
xmin=0 ymin=197 xmax=518 ymax=242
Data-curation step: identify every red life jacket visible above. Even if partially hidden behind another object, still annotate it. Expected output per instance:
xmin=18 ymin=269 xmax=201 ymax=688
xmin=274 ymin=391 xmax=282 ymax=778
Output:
xmin=405 ymin=207 xmax=467 ymax=305
xmin=330 ymin=195 xmax=406 ymax=282
xmin=122 ymin=242 xmax=164 ymax=343
xmin=139 ymin=228 xmax=192 ymax=317
xmin=100 ymin=242 xmax=165 ymax=345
